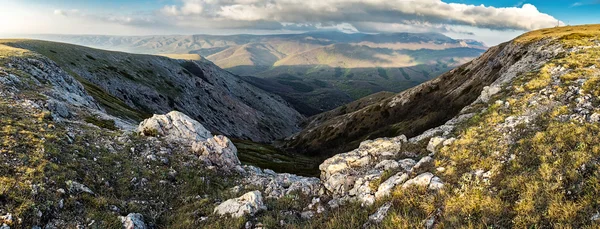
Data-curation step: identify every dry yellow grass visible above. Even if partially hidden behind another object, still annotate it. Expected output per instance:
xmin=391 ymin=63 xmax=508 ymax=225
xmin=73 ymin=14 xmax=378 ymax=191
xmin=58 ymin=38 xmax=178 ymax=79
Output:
xmin=0 ymin=39 xmax=32 ymax=60
xmin=515 ymin=24 xmax=600 ymax=44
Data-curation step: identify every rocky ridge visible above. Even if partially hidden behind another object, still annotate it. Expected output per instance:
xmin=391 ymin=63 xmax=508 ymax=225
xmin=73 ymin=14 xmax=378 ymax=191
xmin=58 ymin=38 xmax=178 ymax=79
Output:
xmin=2 ymin=40 xmax=304 ymax=142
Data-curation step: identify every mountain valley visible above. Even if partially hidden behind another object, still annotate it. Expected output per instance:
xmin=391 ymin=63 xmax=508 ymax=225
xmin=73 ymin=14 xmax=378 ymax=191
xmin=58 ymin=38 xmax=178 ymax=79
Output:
xmin=2 ymin=22 xmax=600 ymax=229
xmin=32 ymin=32 xmax=486 ymax=115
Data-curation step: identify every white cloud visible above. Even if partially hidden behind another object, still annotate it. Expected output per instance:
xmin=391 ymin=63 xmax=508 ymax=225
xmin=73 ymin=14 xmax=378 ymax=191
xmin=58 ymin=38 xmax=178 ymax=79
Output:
xmin=159 ymin=0 xmax=562 ymax=31
xmin=53 ymin=9 xmax=80 ymax=17
xmin=1 ymin=0 xmax=565 ymax=45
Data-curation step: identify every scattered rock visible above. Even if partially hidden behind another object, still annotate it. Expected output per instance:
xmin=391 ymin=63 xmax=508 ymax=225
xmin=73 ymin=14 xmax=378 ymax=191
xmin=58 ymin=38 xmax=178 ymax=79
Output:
xmin=590 ymin=113 xmax=600 ymax=123
xmin=0 ymin=214 xmax=12 ymax=226
xmin=66 ymin=180 xmax=94 ymax=195
xmin=591 ymin=212 xmax=600 ymax=221
xmin=424 ymin=217 xmax=435 ymax=229
xmin=119 ymin=213 xmax=147 ymax=229
xmin=328 ymin=199 xmax=341 ymax=209
xmin=138 ymin=111 xmax=212 ymax=141
xmin=442 ymin=138 xmax=456 ymax=146
xmin=214 ymin=191 xmax=267 ymax=218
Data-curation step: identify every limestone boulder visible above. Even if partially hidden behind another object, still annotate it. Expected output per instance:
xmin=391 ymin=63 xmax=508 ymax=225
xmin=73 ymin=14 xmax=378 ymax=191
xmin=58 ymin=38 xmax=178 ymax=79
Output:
xmin=138 ymin=111 xmax=212 ymax=142
xmin=214 ymin=191 xmax=267 ymax=218
xmin=193 ymin=135 xmax=242 ymax=173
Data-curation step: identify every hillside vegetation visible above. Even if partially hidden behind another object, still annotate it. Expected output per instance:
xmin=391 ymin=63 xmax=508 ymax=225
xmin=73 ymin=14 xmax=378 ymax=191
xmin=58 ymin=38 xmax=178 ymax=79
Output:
xmin=3 ymin=25 xmax=600 ymax=229
xmin=0 ymin=39 xmax=303 ymax=142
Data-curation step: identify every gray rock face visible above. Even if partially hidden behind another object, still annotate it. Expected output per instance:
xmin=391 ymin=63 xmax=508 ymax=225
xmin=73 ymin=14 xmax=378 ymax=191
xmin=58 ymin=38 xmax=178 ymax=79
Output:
xmin=193 ymin=135 xmax=243 ymax=173
xmin=214 ymin=191 xmax=267 ymax=218
xmin=9 ymin=57 xmax=99 ymax=111
xmin=119 ymin=213 xmax=147 ymax=229
xmin=398 ymin=159 xmax=416 ymax=172
xmin=138 ymin=111 xmax=212 ymax=141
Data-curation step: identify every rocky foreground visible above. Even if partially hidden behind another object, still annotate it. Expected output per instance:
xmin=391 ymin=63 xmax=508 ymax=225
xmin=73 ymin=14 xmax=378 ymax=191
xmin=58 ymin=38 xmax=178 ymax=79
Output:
xmin=3 ymin=25 xmax=600 ymax=228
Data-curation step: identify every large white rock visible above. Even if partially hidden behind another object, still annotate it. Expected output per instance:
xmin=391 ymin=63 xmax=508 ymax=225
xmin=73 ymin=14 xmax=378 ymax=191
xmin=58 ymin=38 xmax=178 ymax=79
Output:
xmin=319 ymin=136 xmax=414 ymax=205
xmin=138 ymin=111 xmax=212 ymax=141
xmin=375 ymin=173 xmax=409 ymax=199
xmin=214 ymin=191 xmax=267 ymax=218
xmin=119 ymin=213 xmax=147 ymax=229
xmin=193 ymin=135 xmax=242 ymax=172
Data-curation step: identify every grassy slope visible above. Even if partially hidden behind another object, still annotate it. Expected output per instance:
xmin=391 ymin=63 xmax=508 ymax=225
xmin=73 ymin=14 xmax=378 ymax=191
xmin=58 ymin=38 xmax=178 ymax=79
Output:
xmin=300 ymin=24 xmax=600 ymax=228
xmin=0 ymin=39 xmax=156 ymax=122
xmin=284 ymin=42 xmax=509 ymax=157
xmin=431 ymin=25 xmax=600 ymax=228
xmin=302 ymin=91 xmax=396 ymax=128
xmin=233 ymin=139 xmax=321 ymax=177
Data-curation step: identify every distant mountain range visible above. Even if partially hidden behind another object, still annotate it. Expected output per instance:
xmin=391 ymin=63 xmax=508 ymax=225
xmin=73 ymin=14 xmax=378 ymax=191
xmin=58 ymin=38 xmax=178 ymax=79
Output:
xmin=29 ymin=32 xmax=487 ymax=115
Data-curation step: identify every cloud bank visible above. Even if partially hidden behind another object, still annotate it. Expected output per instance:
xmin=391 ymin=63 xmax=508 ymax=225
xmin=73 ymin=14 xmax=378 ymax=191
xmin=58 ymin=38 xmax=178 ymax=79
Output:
xmin=156 ymin=0 xmax=562 ymax=31
xmin=31 ymin=0 xmax=564 ymax=45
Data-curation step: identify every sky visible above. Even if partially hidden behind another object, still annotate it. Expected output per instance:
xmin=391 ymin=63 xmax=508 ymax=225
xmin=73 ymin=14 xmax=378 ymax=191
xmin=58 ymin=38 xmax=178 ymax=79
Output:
xmin=0 ymin=0 xmax=598 ymax=45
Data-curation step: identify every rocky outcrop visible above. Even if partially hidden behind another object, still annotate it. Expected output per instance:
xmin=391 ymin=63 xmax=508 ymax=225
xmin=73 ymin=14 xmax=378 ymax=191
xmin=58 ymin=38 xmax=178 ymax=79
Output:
xmin=138 ymin=111 xmax=212 ymax=141
xmin=243 ymin=166 xmax=321 ymax=198
xmin=119 ymin=213 xmax=147 ymax=229
xmin=193 ymin=135 xmax=243 ymax=173
xmin=8 ymin=57 xmax=100 ymax=112
xmin=319 ymin=133 xmax=447 ymax=206
xmin=214 ymin=191 xmax=267 ymax=218
xmin=318 ymin=135 xmax=444 ymax=206
xmin=137 ymin=112 xmax=244 ymax=172
xmin=6 ymin=40 xmax=304 ymax=142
